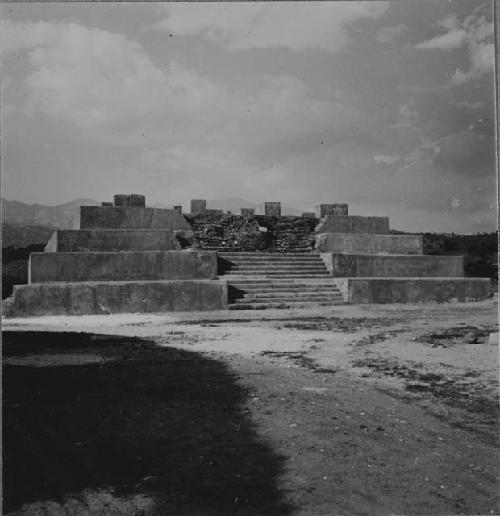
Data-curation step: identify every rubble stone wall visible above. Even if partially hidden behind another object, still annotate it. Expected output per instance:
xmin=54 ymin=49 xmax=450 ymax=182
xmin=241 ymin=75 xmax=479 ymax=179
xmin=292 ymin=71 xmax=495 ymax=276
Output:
xmin=186 ymin=214 xmax=319 ymax=253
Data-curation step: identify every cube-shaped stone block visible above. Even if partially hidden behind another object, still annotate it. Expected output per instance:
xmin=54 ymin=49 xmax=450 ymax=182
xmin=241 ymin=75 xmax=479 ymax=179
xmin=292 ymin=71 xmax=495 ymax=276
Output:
xmin=264 ymin=202 xmax=281 ymax=217
xmin=315 ymin=204 xmax=348 ymax=218
xmin=130 ymin=194 xmax=146 ymax=207
xmin=191 ymin=199 xmax=207 ymax=213
xmin=114 ymin=194 xmax=131 ymax=207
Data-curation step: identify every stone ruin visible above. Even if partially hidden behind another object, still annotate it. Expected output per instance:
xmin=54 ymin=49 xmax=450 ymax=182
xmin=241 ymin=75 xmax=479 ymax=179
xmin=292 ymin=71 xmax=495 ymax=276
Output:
xmin=4 ymin=196 xmax=491 ymax=315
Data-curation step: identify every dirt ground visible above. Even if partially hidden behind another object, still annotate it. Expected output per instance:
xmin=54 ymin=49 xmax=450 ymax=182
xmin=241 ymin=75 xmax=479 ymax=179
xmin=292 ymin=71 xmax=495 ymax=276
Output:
xmin=3 ymin=297 xmax=499 ymax=515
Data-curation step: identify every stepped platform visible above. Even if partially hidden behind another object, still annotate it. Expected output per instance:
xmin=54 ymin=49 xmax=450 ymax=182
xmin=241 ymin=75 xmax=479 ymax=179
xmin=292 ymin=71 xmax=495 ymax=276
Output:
xmin=316 ymin=233 xmax=423 ymax=254
xmin=335 ymin=277 xmax=491 ymax=304
xmin=45 ymin=229 xmax=181 ymax=252
xmin=29 ymin=251 xmax=217 ymax=283
xmin=321 ymin=253 xmax=464 ymax=278
xmin=316 ymin=215 xmax=389 ymax=234
xmin=80 ymin=206 xmax=191 ymax=231
xmin=6 ymin=280 xmax=227 ymax=316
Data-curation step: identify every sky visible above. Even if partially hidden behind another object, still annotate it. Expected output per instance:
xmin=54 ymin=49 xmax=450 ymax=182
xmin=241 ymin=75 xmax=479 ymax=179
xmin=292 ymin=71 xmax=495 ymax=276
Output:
xmin=1 ymin=0 xmax=497 ymax=233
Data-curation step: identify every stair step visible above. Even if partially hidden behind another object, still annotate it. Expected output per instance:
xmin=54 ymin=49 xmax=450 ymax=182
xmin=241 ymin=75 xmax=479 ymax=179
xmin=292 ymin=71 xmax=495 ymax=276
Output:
xmin=227 ymin=279 xmax=337 ymax=285
xmin=220 ymin=252 xmax=318 ymax=255
xmin=242 ymin=288 xmax=340 ymax=297
xmin=233 ymin=286 xmax=341 ymax=293
xmin=229 ymin=300 xmax=346 ymax=310
xmin=240 ymin=294 xmax=343 ymax=301
xmin=230 ymin=263 xmax=325 ymax=267
xmin=223 ymin=259 xmax=324 ymax=264
xmin=225 ymin=269 xmax=329 ymax=274
xmin=224 ymin=273 xmax=331 ymax=278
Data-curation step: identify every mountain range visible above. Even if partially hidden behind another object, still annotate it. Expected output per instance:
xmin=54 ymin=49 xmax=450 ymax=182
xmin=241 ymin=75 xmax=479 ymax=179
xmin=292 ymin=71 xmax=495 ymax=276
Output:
xmin=2 ymin=197 xmax=303 ymax=229
xmin=2 ymin=198 xmax=99 ymax=229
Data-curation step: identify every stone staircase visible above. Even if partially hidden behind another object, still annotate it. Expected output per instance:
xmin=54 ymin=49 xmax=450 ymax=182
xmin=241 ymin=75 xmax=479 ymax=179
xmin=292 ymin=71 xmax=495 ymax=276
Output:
xmin=218 ymin=252 xmax=346 ymax=309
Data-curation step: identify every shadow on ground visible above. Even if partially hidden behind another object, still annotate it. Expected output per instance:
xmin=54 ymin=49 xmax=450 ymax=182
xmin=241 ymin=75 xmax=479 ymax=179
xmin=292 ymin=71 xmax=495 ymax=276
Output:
xmin=3 ymin=331 xmax=291 ymax=515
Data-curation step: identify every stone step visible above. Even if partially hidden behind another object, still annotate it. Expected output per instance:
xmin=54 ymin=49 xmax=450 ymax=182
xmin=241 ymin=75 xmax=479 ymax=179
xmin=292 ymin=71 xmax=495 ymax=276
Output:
xmin=315 ymin=215 xmax=389 ymax=234
xmin=221 ymin=257 xmax=324 ymax=263
xmin=333 ymin=277 xmax=491 ymax=304
xmin=45 ymin=229 xmax=180 ymax=253
xmin=226 ymin=277 xmax=336 ymax=284
xmin=6 ymin=280 xmax=228 ymax=317
xmin=80 ymin=206 xmax=191 ymax=231
xmin=226 ymin=277 xmax=336 ymax=285
xmin=229 ymin=266 xmax=328 ymax=272
xmin=241 ymin=291 xmax=342 ymax=300
xmin=229 ymin=300 xmax=346 ymax=310
xmin=236 ymin=295 xmax=344 ymax=304
xmin=233 ymin=285 xmax=341 ymax=294
xmin=29 ymin=251 xmax=218 ymax=283
xmin=219 ymin=252 xmax=318 ymax=257
xmin=315 ymin=233 xmax=423 ymax=255
xmin=224 ymin=272 xmax=331 ymax=278
xmin=325 ymin=253 xmax=464 ymax=278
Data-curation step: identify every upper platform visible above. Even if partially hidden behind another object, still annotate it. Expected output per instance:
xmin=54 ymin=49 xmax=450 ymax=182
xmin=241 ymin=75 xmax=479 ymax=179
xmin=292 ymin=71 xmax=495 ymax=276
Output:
xmin=80 ymin=206 xmax=191 ymax=231
xmin=316 ymin=215 xmax=389 ymax=234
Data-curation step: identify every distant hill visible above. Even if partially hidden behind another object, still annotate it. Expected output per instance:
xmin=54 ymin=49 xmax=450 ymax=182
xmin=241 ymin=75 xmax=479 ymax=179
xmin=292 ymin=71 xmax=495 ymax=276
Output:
xmin=1 ymin=198 xmax=99 ymax=229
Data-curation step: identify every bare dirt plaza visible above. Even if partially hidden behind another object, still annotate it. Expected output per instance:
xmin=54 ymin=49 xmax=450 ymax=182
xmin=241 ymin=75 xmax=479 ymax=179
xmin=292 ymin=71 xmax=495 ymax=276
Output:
xmin=3 ymin=298 xmax=499 ymax=515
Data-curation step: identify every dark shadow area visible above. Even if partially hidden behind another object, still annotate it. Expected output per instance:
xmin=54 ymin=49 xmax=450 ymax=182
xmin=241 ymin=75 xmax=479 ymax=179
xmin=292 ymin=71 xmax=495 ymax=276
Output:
xmin=2 ymin=243 xmax=46 ymax=299
xmin=227 ymin=285 xmax=246 ymax=303
xmin=3 ymin=331 xmax=292 ymax=515
xmin=217 ymin=256 xmax=234 ymax=275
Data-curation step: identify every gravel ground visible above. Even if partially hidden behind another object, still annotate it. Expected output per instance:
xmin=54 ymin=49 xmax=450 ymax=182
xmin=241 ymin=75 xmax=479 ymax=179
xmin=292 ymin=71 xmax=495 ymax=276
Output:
xmin=3 ymin=297 xmax=499 ymax=515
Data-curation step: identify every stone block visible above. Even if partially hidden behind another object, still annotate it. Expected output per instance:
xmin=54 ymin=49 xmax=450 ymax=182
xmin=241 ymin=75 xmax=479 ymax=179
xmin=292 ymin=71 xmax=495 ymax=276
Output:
xmin=241 ymin=208 xmax=255 ymax=217
xmin=316 ymin=215 xmax=389 ymax=234
xmin=130 ymin=194 xmax=146 ymax=207
xmin=45 ymin=229 xmax=181 ymax=252
xmin=80 ymin=206 xmax=191 ymax=231
xmin=29 ymin=251 xmax=218 ymax=283
xmin=191 ymin=199 xmax=207 ymax=213
xmin=9 ymin=279 xmax=228 ymax=316
xmin=114 ymin=194 xmax=131 ymax=207
xmin=264 ymin=202 xmax=281 ymax=217
xmin=174 ymin=205 xmax=183 ymax=214
xmin=315 ymin=233 xmax=423 ymax=254
xmin=321 ymin=253 xmax=464 ymax=277
xmin=315 ymin=204 xmax=348 ymax=218
xmin=333 ymin=277 xmax=491 ymax=304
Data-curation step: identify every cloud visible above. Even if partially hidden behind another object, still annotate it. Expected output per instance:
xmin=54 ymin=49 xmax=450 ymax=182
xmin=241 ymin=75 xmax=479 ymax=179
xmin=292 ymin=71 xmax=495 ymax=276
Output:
xmin=3 ymin=21 xmax=173 ymax=127
xmin=415 ymin=29 xmax=467 ymax=50
xmin=433 ymin=130 xmax=495 ymax=176
xmin=153 ymin=2 xmax=389 ymax=53
xmin=376 ymin=24 xmax=406 ymax=44
xmin=372 ymin=154 xmax=400 ymax=164
xmin=415 ymin=7 xmax=494 ymax=85
xmin=392 ymin=101 xmax=418 ymax=129
xmin=3 ymin=20 xmax=357 ymax=144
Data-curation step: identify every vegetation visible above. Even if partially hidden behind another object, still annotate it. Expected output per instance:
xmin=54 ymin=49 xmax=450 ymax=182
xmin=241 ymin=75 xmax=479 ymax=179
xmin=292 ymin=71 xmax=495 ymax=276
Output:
xmin=2 ymin=244 xmax=45 ymax=299
xmin=422 ymin=232 xmax=498 ymax=284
